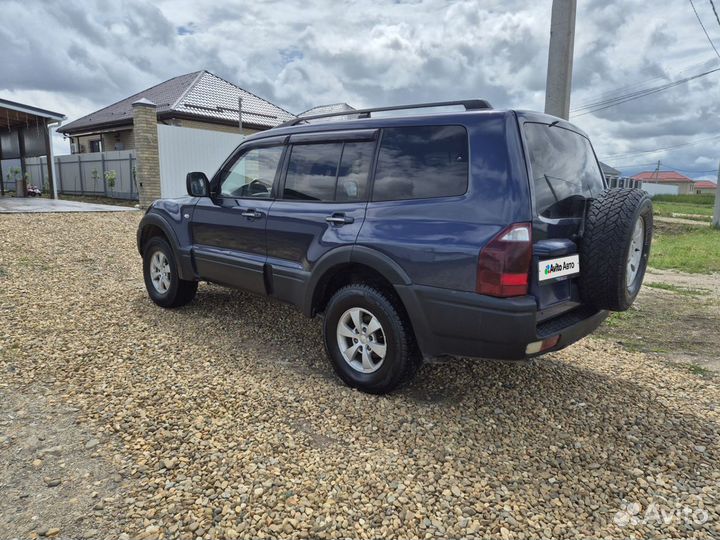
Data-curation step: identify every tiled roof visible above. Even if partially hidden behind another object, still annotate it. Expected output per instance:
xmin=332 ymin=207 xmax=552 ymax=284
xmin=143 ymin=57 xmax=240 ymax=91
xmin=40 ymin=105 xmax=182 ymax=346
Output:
xmin=632 ymin=171 xmax=695 ymax=183
xmin=694 ymin=180 xmax=717 ymax=189
xmin=599 ymin=161 xmax=620 ymax=176
xmin=298 ymin=103 xmax=356 ymax=116
xmin=59 ymin=71 xmax=295 ymax=134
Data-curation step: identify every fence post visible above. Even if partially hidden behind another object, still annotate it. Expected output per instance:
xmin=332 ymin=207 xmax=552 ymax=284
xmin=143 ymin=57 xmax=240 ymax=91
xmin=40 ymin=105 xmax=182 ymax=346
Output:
xmin=56 ymin=156 xmax=63 ymax=195
xmin=77 ymin=154 xmax=84 ymax=195
xmin=101 ymin=152 xmax=107 ymax=197
xmin=129 ymin=153 xmax=135 ymax=199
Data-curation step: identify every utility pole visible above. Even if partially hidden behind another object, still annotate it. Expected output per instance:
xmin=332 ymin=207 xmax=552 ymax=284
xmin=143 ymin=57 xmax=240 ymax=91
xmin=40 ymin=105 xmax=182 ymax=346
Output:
xmin=713 ymin=159 xmax=720 ymax=228
xmin=653 ymin=160 xmax=661 ymax=182
xmin=544 ymin=0 xmax=577 ymax=120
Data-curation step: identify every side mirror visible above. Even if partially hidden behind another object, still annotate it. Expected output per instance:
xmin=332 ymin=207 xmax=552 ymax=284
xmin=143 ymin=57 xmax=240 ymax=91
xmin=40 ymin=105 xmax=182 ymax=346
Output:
xmin=186 ymin=172 xmax=210 ymax=197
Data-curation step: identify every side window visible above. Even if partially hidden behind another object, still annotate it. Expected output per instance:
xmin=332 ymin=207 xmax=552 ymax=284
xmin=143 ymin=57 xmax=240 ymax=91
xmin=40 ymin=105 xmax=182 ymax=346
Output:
xmin=336 ymin=142 xmax=374 ymax=201
xmin=218 ymin=145 xmax=284 ymax=198
xmin=283 ymin=141 xmax=374 ymax=202
xmin=372 ymin=126 xmax=468 ymax=201
xmin=284 ymin=143 xmax=342 ymax=201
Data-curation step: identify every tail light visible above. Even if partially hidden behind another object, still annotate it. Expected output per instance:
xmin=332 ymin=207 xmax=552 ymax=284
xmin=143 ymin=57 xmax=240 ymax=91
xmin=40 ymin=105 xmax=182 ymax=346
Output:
xmin=476 ymin=223 xmax=532 ymax=297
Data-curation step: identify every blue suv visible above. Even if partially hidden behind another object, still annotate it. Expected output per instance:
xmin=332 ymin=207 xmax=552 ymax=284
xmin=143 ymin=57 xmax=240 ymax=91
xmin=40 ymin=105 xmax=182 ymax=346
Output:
xmin=137 ymin=100 xmax=653 ymax=394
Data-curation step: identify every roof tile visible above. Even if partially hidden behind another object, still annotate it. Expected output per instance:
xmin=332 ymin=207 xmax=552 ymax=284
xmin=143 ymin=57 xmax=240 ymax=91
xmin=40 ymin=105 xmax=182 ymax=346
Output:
xmin=60 ymin=71 xmax=295 ymax=133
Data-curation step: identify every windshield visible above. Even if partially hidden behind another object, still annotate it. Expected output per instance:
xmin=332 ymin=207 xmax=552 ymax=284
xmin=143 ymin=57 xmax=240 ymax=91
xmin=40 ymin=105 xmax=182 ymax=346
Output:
xmin=524 ymin=122 xmax=605 ymax=218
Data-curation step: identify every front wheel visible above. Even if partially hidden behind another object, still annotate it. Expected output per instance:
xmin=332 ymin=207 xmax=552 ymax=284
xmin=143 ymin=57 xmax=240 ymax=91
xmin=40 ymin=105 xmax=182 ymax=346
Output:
xmin=323 ymin=284 xmax=416 ymax=394
xmin=142 ymin=237 xmax=198 ymax=308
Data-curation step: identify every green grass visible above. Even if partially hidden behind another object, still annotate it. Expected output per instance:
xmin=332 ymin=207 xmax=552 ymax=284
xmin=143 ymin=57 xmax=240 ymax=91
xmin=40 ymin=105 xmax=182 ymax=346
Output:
xmin=653 ymin=201 xmax=713 ymax=220
xmin=652 ymin=194 xmax=715 ymax=205
xmin=651 ymin=227 xmax=720 ymax=273
xmin=644 ymin=282 xmax=708 ymax=296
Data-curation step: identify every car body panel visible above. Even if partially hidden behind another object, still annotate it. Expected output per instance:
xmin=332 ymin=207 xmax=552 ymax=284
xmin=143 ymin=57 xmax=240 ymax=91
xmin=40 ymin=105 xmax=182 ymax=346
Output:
xmin=138 ymin=107 xmax=608 ymax=361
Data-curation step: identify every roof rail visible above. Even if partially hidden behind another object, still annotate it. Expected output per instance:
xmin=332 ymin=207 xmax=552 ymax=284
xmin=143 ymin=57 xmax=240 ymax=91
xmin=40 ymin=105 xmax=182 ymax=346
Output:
xmin=279 ymin=99 xmax=492 ymax=128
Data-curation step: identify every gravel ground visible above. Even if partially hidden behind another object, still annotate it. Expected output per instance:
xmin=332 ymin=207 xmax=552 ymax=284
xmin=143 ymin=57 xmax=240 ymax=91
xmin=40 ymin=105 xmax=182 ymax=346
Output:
xmin=1 ymin=212 xmax=718 ymax=539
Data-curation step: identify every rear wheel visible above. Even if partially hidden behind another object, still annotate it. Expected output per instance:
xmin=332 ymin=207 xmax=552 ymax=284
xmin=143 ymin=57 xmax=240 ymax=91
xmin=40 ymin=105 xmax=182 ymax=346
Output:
xmin=143 ymin=237 xmax=198 ymax=308
xmin=579 ymin=188 xmax=653 ymax=311
xmin=323 ymin=284 xmax=416 ymax=394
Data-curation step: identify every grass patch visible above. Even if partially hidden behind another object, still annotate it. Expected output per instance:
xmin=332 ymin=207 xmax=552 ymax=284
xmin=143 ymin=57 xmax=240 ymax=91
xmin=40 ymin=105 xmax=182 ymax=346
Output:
xmin=652 ymin=194 xmax=715 ymax=205
xmin=653 ymin=201 xmax=713 ymax=220
xmin=603 ymin=309 xmax=640 ymax=328
xmin=0 ymin=266 xmax=7 ymax=278
xmin=651 ymin=227 xmax=720 ymax=273
xmin=669 ymin=362 xmax=715 ymax=379
xmin=644 ymin=282 xmax=708 ymax=296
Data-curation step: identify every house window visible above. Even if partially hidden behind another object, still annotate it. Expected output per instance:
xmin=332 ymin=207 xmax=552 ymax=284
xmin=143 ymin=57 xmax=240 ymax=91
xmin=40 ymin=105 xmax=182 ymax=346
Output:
xmin=89 ymin=140 xmax=102 ymax=153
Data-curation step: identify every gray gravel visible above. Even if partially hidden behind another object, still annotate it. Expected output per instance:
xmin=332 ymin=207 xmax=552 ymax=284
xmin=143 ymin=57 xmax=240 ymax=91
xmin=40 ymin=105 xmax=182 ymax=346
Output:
xmin=1 ymin=212 xmax=718 ymax=539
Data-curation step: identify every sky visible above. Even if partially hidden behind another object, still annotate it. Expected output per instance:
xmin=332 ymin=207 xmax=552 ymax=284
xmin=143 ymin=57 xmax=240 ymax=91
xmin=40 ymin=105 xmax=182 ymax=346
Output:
xmin=1 ymin=0 xmax=719 ymax=180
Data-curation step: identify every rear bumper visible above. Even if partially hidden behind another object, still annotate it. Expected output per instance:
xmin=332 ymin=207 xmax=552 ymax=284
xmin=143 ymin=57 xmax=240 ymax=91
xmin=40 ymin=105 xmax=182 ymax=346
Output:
xmin=396 ymin=284 xmax=608 ymax=360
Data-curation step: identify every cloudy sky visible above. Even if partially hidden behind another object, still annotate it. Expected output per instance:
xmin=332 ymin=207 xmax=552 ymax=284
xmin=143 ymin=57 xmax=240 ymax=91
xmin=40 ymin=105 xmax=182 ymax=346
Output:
xmin=2 ymin=0 xmax=719 ymax=179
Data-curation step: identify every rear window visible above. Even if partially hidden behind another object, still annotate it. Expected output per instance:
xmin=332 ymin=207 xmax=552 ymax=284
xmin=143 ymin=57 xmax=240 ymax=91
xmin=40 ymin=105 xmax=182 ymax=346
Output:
xmin=524 ymin=123 xmax=605 ymax=218
xmin=372 ymin=126 xmax=468 ymax=201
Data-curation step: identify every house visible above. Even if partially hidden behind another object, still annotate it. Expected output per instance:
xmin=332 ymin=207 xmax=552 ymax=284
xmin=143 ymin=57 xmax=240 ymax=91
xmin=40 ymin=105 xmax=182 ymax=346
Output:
xmin=694 ymin=180 xmax=717 ymax=195
xmin=599 ymin=161 xmax=640 ymax=188
xmin=599 ymin=161 xmax=620 ymax=184
xmin=632 ymin=170 xmax=696 ymax=195
xmin=298 ymin=103 xmax=357 ymax=122
xmin=58 ymin=71 xmax=295 ymax=154
xmin=0 ymin=98 xmax=65 ymax=197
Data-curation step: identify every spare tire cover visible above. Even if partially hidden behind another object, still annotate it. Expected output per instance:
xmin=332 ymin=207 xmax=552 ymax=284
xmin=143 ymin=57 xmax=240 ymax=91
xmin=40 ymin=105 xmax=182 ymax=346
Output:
xmin=579 ymin=188 xmax=653 ymax=311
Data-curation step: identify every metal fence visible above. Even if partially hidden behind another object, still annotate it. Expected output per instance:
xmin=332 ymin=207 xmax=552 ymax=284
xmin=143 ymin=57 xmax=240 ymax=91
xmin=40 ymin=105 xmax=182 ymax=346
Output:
xmin=24 ymin=150 xmax=138 ymax=200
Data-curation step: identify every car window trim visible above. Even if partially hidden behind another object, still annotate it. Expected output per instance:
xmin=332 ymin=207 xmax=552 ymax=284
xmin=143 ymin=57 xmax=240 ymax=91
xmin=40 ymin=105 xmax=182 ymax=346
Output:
xmin=288 ymin=129 xmax=379 ymax=144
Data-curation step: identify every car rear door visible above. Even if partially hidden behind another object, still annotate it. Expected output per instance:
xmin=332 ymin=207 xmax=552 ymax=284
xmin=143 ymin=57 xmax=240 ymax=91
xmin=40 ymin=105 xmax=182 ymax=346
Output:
xmin=265 ymin=130 xmax=378 ymax=305
xmin=191 ymin=138 xmax=286 ymax=295
xmin=520 ymin=119 xmax=606 ymax=319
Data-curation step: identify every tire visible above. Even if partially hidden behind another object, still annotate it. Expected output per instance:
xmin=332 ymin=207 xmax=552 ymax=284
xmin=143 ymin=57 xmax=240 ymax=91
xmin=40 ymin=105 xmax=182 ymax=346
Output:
xmin=142 ymin=237 xmax=198 ymax=308
xmin=323 ymin=284 xmax=416 ymax=394
xmin=579 ymin=188 xmax=653 ymax=311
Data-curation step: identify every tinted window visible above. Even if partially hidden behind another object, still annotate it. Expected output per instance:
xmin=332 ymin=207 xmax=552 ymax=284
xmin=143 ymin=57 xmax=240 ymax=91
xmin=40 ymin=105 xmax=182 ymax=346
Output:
xmin=284 ymin=143 xmax=342 ymax=201
xmin=372 ymin=126 xmax=468 ymax=201
xmin=336 ymin=142 xmax=374 ymax=201
xmin=524 ymin=123 xmax=605 ymax=218
xmin=283 ymin=141 xmax=374 ymax=202
xmin=219 ymin=145 xmax=284 ymax=198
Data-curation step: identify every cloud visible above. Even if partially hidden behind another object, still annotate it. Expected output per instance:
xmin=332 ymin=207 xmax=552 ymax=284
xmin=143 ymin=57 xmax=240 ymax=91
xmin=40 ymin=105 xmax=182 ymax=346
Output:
xmin=0 ymin=0 xmax=718 ymax=176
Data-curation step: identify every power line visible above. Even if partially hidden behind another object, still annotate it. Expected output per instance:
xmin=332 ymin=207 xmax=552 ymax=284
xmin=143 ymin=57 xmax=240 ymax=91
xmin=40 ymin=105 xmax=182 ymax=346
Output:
xmin=710 ymin=0 xmax=720 ymax=28
xmin=570 ymin=66 xmax=720 ymax=117
xmin=602 ymin=133 xmax=720 ymax=159
xmin=572 ymin=57 xmax=718 ymax=110
xmin=688 ymin=0 xmax=720 ymax=60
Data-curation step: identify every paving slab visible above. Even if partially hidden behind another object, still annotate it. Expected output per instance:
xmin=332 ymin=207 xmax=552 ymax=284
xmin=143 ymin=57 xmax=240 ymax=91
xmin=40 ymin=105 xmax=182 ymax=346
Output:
xmin=0 ymin=198 xmax=138 ymax=213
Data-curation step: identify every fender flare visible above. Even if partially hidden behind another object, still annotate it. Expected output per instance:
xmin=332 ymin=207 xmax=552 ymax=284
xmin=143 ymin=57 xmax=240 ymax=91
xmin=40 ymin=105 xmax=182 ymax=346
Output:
xmin=137 ymin=213 xmax=192 ymax=280
xmin=301 ymin=245 xmax=413 ymax=316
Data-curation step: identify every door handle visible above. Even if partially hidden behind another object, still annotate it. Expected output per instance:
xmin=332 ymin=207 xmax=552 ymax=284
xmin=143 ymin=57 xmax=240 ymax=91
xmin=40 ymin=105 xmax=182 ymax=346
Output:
xmin=241 ymin=209 xmax=264 ymax=219
xmin=326 ymin=213 xmax=354 ymax=225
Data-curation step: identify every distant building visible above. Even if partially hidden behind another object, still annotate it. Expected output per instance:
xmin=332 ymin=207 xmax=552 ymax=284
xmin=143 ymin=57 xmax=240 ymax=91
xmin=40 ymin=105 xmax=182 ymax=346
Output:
xmin=694 ymin=180 xmax=717 ymax=195
xmin=298 ymin=103 xmax=357 ymax=122
xmin=599 ymin=162 xmax=639 ymax=188
xmin=632 ymin=170 xmax=696 ymax=195
xmin=58 ymin=71 xmax=295 ymax=154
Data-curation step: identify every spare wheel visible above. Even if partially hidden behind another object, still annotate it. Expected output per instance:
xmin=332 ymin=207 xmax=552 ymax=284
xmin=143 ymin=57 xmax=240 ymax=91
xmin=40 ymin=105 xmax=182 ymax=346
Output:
xmin=579 ymin=188 xmax=653 ymax=311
